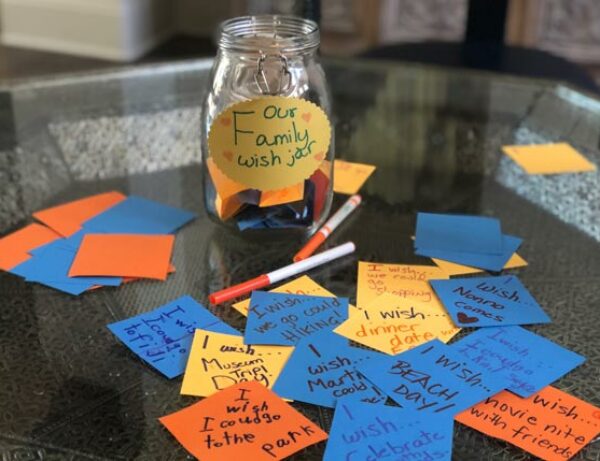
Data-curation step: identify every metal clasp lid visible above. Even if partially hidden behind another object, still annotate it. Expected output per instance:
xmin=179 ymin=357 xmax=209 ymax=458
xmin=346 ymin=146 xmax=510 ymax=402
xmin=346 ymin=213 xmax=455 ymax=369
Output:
xmin=254 ymin=52 xmax=292 ymax=95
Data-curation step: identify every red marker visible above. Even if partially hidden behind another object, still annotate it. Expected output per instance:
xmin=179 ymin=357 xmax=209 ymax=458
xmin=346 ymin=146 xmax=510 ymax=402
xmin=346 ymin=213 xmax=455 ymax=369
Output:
xmin=293 ymin=194 xmax=361 ymax=262
xmin=209 ymin=242 xmax=356 ymax=304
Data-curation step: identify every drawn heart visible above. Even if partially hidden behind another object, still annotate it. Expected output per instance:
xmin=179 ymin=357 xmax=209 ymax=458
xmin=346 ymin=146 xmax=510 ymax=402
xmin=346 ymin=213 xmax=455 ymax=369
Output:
xmin=301 ymin=112 xmax=312 ymax=123
xmin=220 ymin=117 xmax=232 ymax=126
xmin=314 ymin=152 xmax=324 ymax=162
xmin=223 ymin=150 xmax=233 ymax=162
xmin=457 ymin=312 xmax=479 ymax=324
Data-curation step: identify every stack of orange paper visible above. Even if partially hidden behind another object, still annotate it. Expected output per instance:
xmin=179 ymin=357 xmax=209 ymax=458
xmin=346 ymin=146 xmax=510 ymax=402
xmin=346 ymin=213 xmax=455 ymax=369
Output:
xmin=1 ymin=191 xmax=195 ymax=295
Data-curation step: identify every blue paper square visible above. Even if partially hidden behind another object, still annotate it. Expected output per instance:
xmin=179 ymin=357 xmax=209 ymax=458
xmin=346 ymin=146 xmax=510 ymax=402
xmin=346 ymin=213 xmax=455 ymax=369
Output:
xmin=272 ymin=331 xmax=387 ymax=408
xmin=416 ymin=234 xmax=522 ymax=272
xmin=29 ymin=230 xmax=86 ymax=255
xmin=83 ymin=196 xmax=196 ymax=235
xmin=430 ymin=275 xmax=551 ymax=327
xmin=245 ymin=291 xmax=349 ymax=346
xmin=323 ymin=399 xmax=454 ymax=461
xmin=415 ymin=213 xmax=503 ymax=255
xmin=450 ymin=326 xmax=584 ymax=397
xmin=11 ymin=246 xmax=121 ymax=293
xmin=359 ymin=339 xmax=510 ymax=417
xmin=107 ymin=295 xmax=237 ymax=378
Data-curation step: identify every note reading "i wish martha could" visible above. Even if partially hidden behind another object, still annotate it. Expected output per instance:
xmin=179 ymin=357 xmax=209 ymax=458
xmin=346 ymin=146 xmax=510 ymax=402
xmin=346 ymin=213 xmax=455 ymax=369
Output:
xmin=272 ymin=330 xmax=386 ymax=408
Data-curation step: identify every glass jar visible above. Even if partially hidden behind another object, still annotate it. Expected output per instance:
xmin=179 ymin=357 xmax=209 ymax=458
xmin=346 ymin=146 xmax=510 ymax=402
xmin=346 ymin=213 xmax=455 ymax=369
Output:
xmin=201 ymin=15 xmax=334 ymax=236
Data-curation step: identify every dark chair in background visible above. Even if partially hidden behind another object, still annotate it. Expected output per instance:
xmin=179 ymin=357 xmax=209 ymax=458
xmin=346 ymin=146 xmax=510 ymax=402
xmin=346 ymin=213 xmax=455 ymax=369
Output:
xmin=358 ymin=0 xmax=600 ymax=95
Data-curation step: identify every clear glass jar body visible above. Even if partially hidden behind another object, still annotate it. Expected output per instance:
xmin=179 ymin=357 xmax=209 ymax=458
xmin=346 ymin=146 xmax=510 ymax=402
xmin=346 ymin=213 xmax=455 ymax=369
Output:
xmin=201 ymin=15 xmax=334 ymax=237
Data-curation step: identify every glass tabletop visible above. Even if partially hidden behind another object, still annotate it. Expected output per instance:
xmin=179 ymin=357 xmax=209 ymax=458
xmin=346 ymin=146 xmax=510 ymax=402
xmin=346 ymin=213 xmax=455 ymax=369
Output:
xmin=2 ymin=57 xmax=600 ymax=460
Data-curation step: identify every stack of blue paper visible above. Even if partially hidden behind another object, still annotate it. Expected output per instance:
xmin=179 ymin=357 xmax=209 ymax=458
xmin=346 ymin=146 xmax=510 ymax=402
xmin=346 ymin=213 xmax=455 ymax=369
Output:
xmin=413 ymin=212 xmax=522 ymax=271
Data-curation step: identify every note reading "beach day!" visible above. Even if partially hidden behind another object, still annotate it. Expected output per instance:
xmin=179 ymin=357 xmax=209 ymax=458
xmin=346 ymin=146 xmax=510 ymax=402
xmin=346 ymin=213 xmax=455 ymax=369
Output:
xmin=359 ymin=339 xmax=509 ymax=417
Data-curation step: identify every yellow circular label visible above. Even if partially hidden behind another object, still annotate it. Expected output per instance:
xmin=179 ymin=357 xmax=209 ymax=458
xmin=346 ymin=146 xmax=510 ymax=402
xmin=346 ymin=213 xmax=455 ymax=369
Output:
xmin=208 ymin=96 xmax=331 ymax=191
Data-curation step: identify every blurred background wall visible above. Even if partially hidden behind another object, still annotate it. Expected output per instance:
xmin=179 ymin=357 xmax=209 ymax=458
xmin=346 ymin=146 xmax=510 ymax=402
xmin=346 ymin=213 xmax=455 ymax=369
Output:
xmin=0 ymin=0 xmax=598 ymax=82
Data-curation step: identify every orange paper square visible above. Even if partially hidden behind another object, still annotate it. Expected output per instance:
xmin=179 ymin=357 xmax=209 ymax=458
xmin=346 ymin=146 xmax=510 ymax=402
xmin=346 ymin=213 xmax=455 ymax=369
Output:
xmin=0 ymin=223 xmax=61 ymax=270
xmin=33 ymin=191 xmax=126 ymax=237
xmin=259 ymin=183 xmax=304 ymax=207
xmin=160 ymin=381 xmax=327 ymax=461
xmin=333 ymin=159 xmax=376 ymax=194
xmin=207 ymin=157 xmax=247 ymax=200
xmin=456 ymin=386 xmax=600 ymax=461
xmin=432 ymin=252 xmax=528 ymax=276
xmin=502 ymin=143 xmax=596 ymax=175
xmin=69 ymin=234 xmax=174 ymax=280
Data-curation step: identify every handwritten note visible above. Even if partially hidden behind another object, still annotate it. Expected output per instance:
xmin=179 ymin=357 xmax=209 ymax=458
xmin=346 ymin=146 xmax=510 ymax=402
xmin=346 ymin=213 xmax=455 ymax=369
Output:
xmin=160 ymin=381 xmax=328 ymax=461
xmin=430 ymin=275 xmax=551 ymax=327
xmin=333 ymin=159 xmax=376 ymax=194
xmin=335 ymin=292 xmax=460 ymax=355
xmin=456 ymin=386 xmax=600 ymax=461
xmin=357 ymin=262 xmax=448 ymax=308
xmin=107 ymin=295 xmax=237 ymax=378
xmin=272 ymin=331 xmax=386 ymax=408
xmin=450 ymin=326 xmax=584 ymax=397
xmin=359 ymin=339 xmax=508 ymax=417
xmin=502 ymin=142 xmax=596 ymax=175
xmin=232 ymin=275 xmax=335 ymax=316
xmin=432 ymin=252 xmax=527 ymax=276
xmin=181 ymin=330 xmax=292 ymax=397
xmin=208 ymin=96 xmax=331 ymax=191
xmin=245 ymin=291 xmax=348 ymax=346
xmin=324 ymin=399 xmax=454 ymax=461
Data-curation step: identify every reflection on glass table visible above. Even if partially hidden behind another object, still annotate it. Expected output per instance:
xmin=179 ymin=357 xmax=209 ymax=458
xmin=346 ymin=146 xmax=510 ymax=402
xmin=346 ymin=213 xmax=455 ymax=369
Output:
xmin=1 ymin=58 xmax=600 ymax=460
